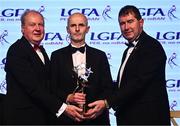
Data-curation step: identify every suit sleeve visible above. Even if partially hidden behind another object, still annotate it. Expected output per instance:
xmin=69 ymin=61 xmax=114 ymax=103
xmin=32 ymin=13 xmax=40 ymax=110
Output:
xmin=50 ymin=51 xmax=74 ymax=103
xmin=5 ymin=45 xmax=62 ymax=115
xmin=107 ymin=42 xmax=167 ymax=109
xmin=96 ymin=52 xmax=114 ymax=100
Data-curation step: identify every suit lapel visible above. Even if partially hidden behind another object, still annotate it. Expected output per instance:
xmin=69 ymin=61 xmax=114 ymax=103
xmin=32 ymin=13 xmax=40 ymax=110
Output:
xmin=121 ymin=48 xmax=129 ymax=66
xmin=117 ymin=31 xmax=147 ymax=87
xmin=116 ymin=47 xmax=128 ymax=87
xmin=85 ymin=45 xmax=93 ymax=69
xmin=126 ymin=31 xmax=146 ymax=62
xmin=40 ymin=46 xmax=50 ymax=65
xmin=31 ymin=48 xmax=46 ymax=66
xmin=65 ymin=45 xmax=74 ymax=76
xmin=21 ymin=37 xmax=47 ymax=67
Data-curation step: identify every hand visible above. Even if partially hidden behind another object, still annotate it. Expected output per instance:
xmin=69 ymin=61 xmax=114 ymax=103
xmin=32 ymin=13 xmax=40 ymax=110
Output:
xmin=66 ymin=93 xmax=86 ymax=105
xmin=83 ymin=100 xmax=106 ymax=120
xmin=64 ymin=104 xmax=84 ymax=122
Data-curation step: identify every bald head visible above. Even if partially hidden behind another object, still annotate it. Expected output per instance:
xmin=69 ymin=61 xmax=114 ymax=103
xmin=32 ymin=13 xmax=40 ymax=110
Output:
xmin=66 ymin=12 xmax=90 ymax=46
xmin=67 ymin=13 xmax=88 ymax=27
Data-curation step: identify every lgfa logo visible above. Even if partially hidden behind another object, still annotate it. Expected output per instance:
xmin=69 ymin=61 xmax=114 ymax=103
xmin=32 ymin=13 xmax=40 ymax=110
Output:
xmin=0 ymin=58 xmax=6 ymax=70
xmin=156 ymin=31 xmax=180 ymax=41
xmin=0 ymin=30 xmax=10 ymax=45
xmin=166 ymin=79 xmax=180 ymax=88
xmin=66 ymin=34 xmax=71 ymax=44
xmin=170 ymin=100 xmax=177 ymax=111
xmin=90 ymin=32 xmax=122 ymax=41
xmin=139 ymin=5 xmax=179 ymax=21
xmin=0 ymin=80 xmax=7 ymax=95
xmin=167 ymin=5 xmax=179 ymax=21
xmin=102 ymin=5 xmax=112 ymax=21
xmin=168 ymin=52 xmax=179 ymax=69
xmin=0 ymin=6 xmax=45 ymax=22
xmin=59 ymin=5 xmax=112 ymax=21
xmin=139 ymin=7 xmax=165 ymax=21
xmin=38 ymin=6 xmax=45 ymax=13
xmin=43 ymin=32 xmax=64 ymax=45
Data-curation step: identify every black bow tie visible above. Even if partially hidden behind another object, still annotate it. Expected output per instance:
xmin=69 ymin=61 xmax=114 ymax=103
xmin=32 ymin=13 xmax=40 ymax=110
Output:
xmin=125 ymin=42 xmax=135 ymax=47
xmin=33 ymin=44 xmax=41 ymax=51
xmin=71 ymin=46 xmax=85 ymax=53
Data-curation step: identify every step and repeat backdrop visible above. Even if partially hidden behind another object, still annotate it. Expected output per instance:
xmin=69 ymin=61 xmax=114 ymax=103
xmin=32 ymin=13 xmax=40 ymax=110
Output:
xmin=0 ymin=0 xmax=180 ymax=125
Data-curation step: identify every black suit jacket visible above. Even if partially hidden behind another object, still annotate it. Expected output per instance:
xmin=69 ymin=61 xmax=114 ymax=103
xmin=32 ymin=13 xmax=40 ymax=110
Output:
xmin=107 ymin=31 xmax=170 ymax=125
xmin=3 ymin=36 xmax=62 ymax=124
xmin=0 ymin=94 xmax=5 ymax=124
xmin=50 ymin=44 xmax=113 ymax=125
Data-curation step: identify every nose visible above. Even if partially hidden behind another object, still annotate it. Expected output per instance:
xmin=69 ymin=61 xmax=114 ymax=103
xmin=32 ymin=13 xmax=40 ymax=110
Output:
xmin=124 ymin=23 xmax=129 ymax=30
xmin=75 ymin=26 xmax=80 ymax=32
xmin=35 ymin=24 xmax=41 ymax=30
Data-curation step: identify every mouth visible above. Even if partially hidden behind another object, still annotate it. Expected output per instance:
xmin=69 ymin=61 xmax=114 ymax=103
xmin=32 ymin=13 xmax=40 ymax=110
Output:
xmin=74 ymin=33 xmax=81 ymax=36
xmin=124 ymin=30 xmax=132 ymax=34
xmin=34 ymin=33 xmax=42 ymax=36
xmin=124 ymin=31 xmax=133 ymax=36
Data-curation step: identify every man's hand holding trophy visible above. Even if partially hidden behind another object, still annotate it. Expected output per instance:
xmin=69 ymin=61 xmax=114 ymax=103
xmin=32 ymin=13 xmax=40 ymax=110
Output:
xmin=71 ymin=63 xmax=93 ymax=115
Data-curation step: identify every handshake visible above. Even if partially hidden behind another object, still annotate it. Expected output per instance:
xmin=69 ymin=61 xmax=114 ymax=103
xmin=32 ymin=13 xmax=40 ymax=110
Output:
xmin=64 ymin=92 xmax=108 ymax=122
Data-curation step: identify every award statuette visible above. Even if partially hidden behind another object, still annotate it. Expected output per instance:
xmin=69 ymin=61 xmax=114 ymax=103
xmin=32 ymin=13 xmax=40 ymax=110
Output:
xmin=72 ymin=65 xmax=93 ymax=114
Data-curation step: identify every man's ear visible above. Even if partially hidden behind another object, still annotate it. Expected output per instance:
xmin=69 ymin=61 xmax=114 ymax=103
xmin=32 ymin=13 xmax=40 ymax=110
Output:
xmin=21 ymin=25 xmax=24 ymax=34
xmin=139 ymin=19 xmax=144 ymax=28
xmin=66 ymin=26 xmax=69 ymax=33
xmin=86 ymin=26 xmax=90 ymax=33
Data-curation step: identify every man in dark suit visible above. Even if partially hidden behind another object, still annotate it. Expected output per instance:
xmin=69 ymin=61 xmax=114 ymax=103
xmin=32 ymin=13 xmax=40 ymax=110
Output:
xmin=108 ymin=5 xmax=170 ymax=125
xmin=3 ymin=10 xmax=83 ymax=125
xmin=87 ymin=5 xmax=170 ymax=125
xmin=50 ymin=12 xmax=113 ymax=125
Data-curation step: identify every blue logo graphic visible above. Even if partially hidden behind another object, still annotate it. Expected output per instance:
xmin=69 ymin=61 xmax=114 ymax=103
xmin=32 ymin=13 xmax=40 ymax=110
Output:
xmin=0 ymin=58 xmax=6 ymax=65
xmin=106 ymin=53 xmax=111 ymax=60
xmin=0 ymin=30 xmax=9 ymax=45
xmin=0 ymin=8 xmax=25 ymax=17
xmin=59 ymin=6 xmax=112 ymax=21
xmin=139 ymin=8 xmax=165 ymax=21
xmin=139 ymin=6 xmax=179 ymax=21
xmin=102 ymin=5 xmax=112 ymax=21
xmin=168 ymin=52 xmax=178 ymax=68
xmin=168 ymin=5 xmax=179 ymax=20
xmin=66 ymin=34 xmax=71 ymax=44
xmin=0 ymin=58 xmax=6 ymax=70
xmin=38 ymin=6 xmax=45 ymax=13
xmin=43 ymin=32 xmax=64 ymax=45
xmin=166 ymin=79 xmax=180 ymax=88
xmin=38 ymin=5 xmax=46 ymax=20
xmin=156 ymin=31 xmax=180 ymax=41
xmin=0 ymin=6 xmax=45 ymax=22
xmin=170 ymin=100 xmax=177 ymax=111
xmin=90 ymin=32 xmax=122 ymax=41
xmin=0 ymin=80 xmax=6 ymax=95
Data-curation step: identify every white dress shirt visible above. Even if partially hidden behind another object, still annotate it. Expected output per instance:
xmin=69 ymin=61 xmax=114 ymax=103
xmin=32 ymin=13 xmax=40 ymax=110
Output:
xmin=118 ymin=41 xmax=138 ymax=88
xmin=72 ymin=44 xmax=86 ymax=76
xmin=56 ymin=44 xmax=86 ymax=117
xmin=36 ymin=49 xmax=45 ymax=64
xmin=30 ymin=43 xmax=45 ymax=64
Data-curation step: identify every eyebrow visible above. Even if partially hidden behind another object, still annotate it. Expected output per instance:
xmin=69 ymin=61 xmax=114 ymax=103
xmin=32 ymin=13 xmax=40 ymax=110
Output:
xmin=70 ymin=23 xmax=86 ymax=26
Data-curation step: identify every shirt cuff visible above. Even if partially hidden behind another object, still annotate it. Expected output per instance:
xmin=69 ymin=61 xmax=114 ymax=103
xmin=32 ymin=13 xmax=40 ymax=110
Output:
xmin=56 ymin=103 xmax=67 ymax=118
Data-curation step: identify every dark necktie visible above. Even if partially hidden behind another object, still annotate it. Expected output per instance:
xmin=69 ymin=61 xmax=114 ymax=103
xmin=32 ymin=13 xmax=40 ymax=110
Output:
xmin=33 ymin=44 xmax=41 ymax=51
xmin=71 ymin=46 xmax=85 ymax=53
